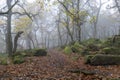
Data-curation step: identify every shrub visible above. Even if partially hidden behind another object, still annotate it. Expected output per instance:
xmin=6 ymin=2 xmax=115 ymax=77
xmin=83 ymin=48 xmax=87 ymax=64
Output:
xmin=71 ymin=42 xmax=84 ymax=53
xmin=64 ymin=46 xmax=72 ymax=55
xmin=0 ymin=54 xmax=8 ymax=65
xmin=33 ymin=48 xmax=47 ymax=56
xmin=13 ymin=55 xmax=25 ymax=64
xmin=0 ymin=58 xmax=8 ymax=65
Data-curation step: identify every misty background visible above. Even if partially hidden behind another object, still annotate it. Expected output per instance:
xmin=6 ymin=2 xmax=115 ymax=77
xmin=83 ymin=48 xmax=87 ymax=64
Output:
xmin=0 ymin=0 xmax=119 ymax=53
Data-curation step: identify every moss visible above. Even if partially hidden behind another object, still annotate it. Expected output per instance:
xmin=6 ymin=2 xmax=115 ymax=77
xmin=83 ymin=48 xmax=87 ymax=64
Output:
xmin=0 ymin=58 xmax=8 ymax=65
xmin=0 ymin=54 xmax=8 ymax=65
xmin=90 ymin=54 xmax=120 ymax=65
xmin=15 ymin=48 xmax=47 ymax=57
xmin=84 ymin=55 xmax=94 ymax=64
xmin=13 ymin=55 xmax=25 ymax=64
xmin=102 ymin=38 xmax=113 ymax=47
xmin=64 ymin=46 xmax=72 ymax=55
xmin=81 ymin=48 xmax=90 ymax=56
xmin=33 ymin=48 xmax=47 ymax=56
xmin=102 ymin=47 xmax=120 ymax=55
xmin=82 ymin=38 xmax=102 ymax=46
xmin=102 ymin=37 xmax=120 ymax=48
xmin=71 ymin=42 xmax=84 ymax=54
xmin=81 ymin=39 xmax=102 ymax=52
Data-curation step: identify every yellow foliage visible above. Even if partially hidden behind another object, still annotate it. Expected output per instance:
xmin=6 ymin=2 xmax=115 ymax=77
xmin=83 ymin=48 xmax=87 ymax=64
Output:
xmin=14 ymin=16 xmax=32 ymax=32
xmin=62 ymin=21 xmax=67 ymax=26
xmin=89 ymin=16 xmax=96 ymax=23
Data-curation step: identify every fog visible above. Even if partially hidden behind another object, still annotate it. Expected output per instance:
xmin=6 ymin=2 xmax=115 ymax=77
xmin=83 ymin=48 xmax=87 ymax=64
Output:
xmin=0 ymin=0 xmax=119 ymax=53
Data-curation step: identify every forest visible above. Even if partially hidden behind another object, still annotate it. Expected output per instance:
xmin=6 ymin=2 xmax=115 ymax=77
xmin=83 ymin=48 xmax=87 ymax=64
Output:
xmin=0 ymin=0 xmax=120 ymax=80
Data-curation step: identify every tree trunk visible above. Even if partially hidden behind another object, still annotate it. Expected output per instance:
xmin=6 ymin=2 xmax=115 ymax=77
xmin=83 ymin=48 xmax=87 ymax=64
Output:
xmin=65 ymin=16 xmax=74 ymax=43
xmin=13 ymin=31 xmax=23 ymax=53
xmin=57 ymin=12 xmax=63 ymax=46
xmin=93 ymin=0 xmax=102 ymax=39
xmin=77 ymin=0 xmax=81 ymax=42
xmin=6 ymin=0 xmax=13 ymax=56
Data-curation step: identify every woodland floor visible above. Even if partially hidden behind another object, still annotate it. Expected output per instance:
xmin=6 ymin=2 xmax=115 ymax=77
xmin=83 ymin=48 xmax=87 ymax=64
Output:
xmin=0 ymin=49 xmax=120 ymax=80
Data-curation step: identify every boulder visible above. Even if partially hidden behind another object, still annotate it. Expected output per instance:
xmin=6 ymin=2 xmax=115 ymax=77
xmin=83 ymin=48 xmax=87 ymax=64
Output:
xmin=85 ymin=54 xmax=120 ymax=65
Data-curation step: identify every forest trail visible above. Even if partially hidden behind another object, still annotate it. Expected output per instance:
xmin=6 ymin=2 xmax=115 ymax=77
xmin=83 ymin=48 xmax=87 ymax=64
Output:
xmin=0 ymin=49 xmax=120 ymax=80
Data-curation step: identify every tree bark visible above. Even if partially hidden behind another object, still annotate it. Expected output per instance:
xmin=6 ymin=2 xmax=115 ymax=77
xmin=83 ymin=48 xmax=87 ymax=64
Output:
xmin=57 ymin=12 xmax=63 ymax=46
xmin=13 ymin=31 xmax=23 ymax=53
xmin=6 ymin=0 xmax=13 ymax=56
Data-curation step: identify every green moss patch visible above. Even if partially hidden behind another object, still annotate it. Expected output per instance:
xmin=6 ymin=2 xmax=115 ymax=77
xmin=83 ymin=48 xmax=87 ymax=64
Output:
xmin=13 ymin=55 xmax=25 ymax=64
xmin=102 ymin=47 xmax=120 ymax=55
xmin=33 ymin=48 xmax=47 ymax=56
xmin=71 ymin=42 xmax=84 ymax=53
xmin=64 ymin=46 xmax=72 ymax=55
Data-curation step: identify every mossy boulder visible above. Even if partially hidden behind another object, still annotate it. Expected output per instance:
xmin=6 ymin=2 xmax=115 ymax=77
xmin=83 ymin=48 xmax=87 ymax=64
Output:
xmin=82 ymin=38 xmax=102 ymax=46
xmin=33 ymin=48 xmax=47 ymax=56
xmin=102 ymin=38 xmax=113 ymax=47
xmin=85 ymin=54 xmax=120 ymax=65
xmin=14 ymin=50 xmax=33 ymax=57
xmin=102 ymin=47 xmax=120 ymax=55
xmin=102 ymin=36 xmax=120 ymax=47
xmin=84 ymin=55 xmax=94 ymax=64
xmin=64 ymin=46 xmax=72 ymax=55
xmin=81 ymin=38 xmax=102 ymax=52
xmin=15 ymin=48 xmax=47 ymax=57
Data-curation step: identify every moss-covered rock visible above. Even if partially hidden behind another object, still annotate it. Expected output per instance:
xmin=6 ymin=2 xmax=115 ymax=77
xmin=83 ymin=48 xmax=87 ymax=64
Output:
xmin=102 ymin=47 xmax=120 ymax=55
xmin=15 ymin=48 xmax=47 ymax=57
xmin=82 ymin=38 xmax=102 ymax=46
xmin=81 ymin=48 xmax=90 ymax=56
xmin=81 ymin=39 xmax=102 ymax=52
xmin=14 ymin=50 xmax=33 ymax=57
xmin=84 ymin=55 xmax=94 ymax=64
xmin=102 ymin=38 xmax=113 ymax=47
xmin=85 ymin=54 xmax=120 ymax=65
xmin=33 ymin=48 xmax=47 ymax=56
xmin=64 ymin=46 xmax=72 ymax=55
xmin=102 ymin=36 xmax=120 ymax=48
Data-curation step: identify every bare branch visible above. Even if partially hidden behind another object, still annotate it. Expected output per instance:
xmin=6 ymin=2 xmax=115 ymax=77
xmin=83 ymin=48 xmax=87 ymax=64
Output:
xmin=0 ymin=0 xmax=19 ymax=15
xmin=17 ymin=4 xmax=33 ymax=21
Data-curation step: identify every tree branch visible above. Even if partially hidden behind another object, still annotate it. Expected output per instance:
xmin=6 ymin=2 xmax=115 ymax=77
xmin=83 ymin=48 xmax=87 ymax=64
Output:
xmin=17 ymin=4 xmax=33 ymax=21
xmin=0 ymin=0 xmax=19 ymax=15
xmin=57 ymin=0 xmax=75 ymax=17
